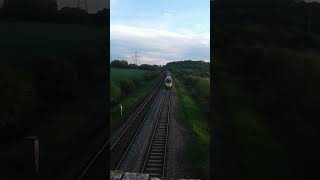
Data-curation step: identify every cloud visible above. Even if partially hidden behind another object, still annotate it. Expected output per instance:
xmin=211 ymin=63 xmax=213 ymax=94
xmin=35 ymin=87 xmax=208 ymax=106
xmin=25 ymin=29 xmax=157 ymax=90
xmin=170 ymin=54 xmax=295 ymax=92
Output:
xmin=111 ymin=24 xmax=209 ymax=65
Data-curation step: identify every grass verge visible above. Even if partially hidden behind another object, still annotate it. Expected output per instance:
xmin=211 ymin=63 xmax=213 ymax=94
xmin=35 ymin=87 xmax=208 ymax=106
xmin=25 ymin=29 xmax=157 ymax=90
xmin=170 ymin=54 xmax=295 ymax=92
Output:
xmin=175 ymin=79 xmax=209 ymax=179
xmin=110 ymin=68 xmax=160 ymax=132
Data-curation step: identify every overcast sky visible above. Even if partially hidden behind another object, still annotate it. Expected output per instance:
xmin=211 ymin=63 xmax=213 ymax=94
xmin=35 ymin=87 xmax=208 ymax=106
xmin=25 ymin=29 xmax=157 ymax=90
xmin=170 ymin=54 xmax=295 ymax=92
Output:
xmin=57 ymin=0 xmax=109 ymax=13
xmin=111 ymin=0 xmax=210 ymax=65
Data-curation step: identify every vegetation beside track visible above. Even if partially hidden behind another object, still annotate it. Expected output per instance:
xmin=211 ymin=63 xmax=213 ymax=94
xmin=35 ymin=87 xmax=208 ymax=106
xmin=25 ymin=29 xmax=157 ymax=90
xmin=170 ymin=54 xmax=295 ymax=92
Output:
xmin=213 ymin=0 xmax=320 ymax=179
xmin=110 ymin=66 xmax=161 ymax=132
xmin=166 ymin=60 xmax=210 ymax=179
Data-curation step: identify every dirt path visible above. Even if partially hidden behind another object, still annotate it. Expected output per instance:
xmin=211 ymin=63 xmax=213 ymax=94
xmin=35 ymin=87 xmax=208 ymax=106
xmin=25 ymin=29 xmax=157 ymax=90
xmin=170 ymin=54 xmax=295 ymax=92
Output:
xmin=166 ymin=85 xmax=197 ymax=179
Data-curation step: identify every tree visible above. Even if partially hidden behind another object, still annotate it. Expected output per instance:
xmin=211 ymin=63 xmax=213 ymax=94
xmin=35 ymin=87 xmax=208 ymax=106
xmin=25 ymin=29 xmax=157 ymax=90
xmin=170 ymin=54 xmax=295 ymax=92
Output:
xmin=3 ymin=0 xmax=57 ymax=17
xmin=110 ymin=60 xmax=129 ymax=68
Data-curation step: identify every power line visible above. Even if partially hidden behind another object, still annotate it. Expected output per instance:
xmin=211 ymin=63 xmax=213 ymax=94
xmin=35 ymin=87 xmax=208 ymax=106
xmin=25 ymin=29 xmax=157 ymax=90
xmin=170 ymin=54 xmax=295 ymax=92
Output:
xmin=133 ymin=50 xmax=140 ymax=65
xmin=77 ymin=0 xmax=88 ymax=12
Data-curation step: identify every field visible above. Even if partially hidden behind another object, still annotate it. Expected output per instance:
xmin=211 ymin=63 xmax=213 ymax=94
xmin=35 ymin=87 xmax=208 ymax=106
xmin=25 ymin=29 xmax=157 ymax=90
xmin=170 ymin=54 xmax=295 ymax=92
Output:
xmin=111 ymin=68 xmax=148 ymax=83
xmin=0 ymin=21 xmax=107 ymax=179
xmin=166 ymin=61 xmax=210 ymax=179
xmin=110 ymin=67 xmax=160 ymax=132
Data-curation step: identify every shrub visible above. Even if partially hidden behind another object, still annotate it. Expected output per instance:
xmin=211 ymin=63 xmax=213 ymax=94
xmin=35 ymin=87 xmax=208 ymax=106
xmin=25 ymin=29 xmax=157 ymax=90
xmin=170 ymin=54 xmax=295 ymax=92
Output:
xmin=110 ymin=81 xmax=121 ymax=102
xmin=143 ymin=71 xmax=158 ymax=81
xmin=119 ymin=79 xmax=135 ymax=96
xmin=0 ymin=63 xmax=36 ymax=141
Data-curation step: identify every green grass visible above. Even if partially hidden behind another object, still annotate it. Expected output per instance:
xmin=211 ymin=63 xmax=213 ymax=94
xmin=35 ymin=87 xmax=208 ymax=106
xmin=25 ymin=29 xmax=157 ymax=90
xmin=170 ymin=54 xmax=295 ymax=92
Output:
xmin=216 ymin=77 xmax=292 ymax=179
xmin=110 ymin=67 xmax=160 ymax=131
xmin=175 ymin=78 xmax=210 ymax=179
xmin=110 ymin=68 xmax=148 ymax=83
xmin=166 ymin=61 xmax=210 ymax=178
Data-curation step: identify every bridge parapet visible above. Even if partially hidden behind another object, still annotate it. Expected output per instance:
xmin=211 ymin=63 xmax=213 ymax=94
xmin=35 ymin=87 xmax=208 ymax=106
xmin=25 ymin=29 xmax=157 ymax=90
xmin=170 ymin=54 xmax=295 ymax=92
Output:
xmin=110 ymin=171 xmax=200 ymax=180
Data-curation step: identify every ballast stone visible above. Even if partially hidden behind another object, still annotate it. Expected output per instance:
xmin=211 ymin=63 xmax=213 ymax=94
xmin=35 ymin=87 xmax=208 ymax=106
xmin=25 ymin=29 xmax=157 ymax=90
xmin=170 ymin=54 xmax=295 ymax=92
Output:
xmin=123 ymin=172 xmax=149 ymax=180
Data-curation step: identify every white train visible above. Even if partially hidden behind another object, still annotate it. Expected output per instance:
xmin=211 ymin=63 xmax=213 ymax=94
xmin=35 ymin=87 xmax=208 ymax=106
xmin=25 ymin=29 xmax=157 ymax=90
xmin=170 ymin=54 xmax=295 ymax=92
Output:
xmin=164 ymin=76 xmax=172 ymax=89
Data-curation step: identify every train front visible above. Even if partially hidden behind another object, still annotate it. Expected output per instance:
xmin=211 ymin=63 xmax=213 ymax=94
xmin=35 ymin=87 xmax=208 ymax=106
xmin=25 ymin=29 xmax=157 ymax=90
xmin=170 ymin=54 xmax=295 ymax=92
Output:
xmin=164 ymin=76 xmax=172 ymax=89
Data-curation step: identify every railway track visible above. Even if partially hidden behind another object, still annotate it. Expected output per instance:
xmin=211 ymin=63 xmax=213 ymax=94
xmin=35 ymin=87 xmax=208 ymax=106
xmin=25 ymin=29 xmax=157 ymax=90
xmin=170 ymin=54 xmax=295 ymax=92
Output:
xmin=110 ymin=85 xmax=163 ymax=170
xmin=76 ymin=73 xmax=165 ymax=180
xmin=142 ymin=89 xmax=171 ymax=178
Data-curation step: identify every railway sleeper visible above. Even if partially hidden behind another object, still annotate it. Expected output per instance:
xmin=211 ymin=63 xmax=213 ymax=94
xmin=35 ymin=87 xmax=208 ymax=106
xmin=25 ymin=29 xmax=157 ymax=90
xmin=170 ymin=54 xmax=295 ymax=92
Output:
xmin=151 ymin=149 xmax=164 ymax=153
xmin=154 ymin=137 xmax=166 ymax=139
xmin=156 ymin=131 xmax=166 ymax=134
xmin=148 ymin=172 xmax=162 ymax=177
xmin=152 ymin=143 xmax=164 ymax=146
xmin=158 ymin=124 xmax=167 ymax=127
xmin=153 ymin=141 xmax=165 ymax=144
xmin=147 ymin=163 xmax=163 ymax=167
xmin=149 ymin=155 xmax=163 ymax=159
xmin=155 ymin=134 xmax=166 ymax=137
xmin=156 ymin=131 xmax=166 ymax=136
xmin=155 ymin=132 xmax=166 ymax=134
xmin=153 ymin=138 xmax=165 ymax=140
xmin=158 ymin=125 xmax=167 ymax=128
xmin=156 ymin=129 xmax=166 ymax=132
xmin=145 ymin=167 xmax=162 ymax=172
xmin=152 ymin=145 xmax=164 ymax=147
xmin=148 ymin=159 xmax=163 ymax=163
xmin=153 ymin=140 xmax=165 ymax=143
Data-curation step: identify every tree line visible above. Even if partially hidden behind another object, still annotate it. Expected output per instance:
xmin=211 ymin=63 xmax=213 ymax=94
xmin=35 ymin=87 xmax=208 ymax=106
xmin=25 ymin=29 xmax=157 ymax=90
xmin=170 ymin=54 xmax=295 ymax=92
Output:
xmin=212 ymin=0 xmax=320 ymax=179
xmin=0 ymin=0 xmax=108 ymax=24
xmin=213 ymin=0 xmax=320 ymax=34
xmin=110 ymin=60 xmax=161 ymax=71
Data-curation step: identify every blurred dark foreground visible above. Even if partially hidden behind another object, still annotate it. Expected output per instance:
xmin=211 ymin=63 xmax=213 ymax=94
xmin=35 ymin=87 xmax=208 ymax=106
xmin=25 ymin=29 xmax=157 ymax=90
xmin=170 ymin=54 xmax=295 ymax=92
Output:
xmin=212 ymin=0 xmax=320 ymax=180
xmin=0 ymin=1 xmax=109 ymax=179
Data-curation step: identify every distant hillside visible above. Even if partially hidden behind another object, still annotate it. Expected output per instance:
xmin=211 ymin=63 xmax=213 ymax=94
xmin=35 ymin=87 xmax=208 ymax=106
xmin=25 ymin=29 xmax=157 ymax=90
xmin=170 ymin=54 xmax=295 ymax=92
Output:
xmin=166 ymin=60 xmax=210 ymax=77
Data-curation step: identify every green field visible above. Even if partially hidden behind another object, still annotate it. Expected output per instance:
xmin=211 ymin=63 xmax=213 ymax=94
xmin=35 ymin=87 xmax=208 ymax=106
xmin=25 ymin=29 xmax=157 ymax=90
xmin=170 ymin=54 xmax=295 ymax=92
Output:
xmin=111 ymin=68 xmax=149 ymax=83
xmin=110 ymin=67 xmax=160 ymax=132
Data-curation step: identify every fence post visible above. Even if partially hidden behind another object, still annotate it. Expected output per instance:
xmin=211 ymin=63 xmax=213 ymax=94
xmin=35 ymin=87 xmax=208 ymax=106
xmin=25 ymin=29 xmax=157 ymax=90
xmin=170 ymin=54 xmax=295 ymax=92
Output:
xmin=25 ymin=136 xmax=39 ymax=174
xmin=120 ymin=104 xmax=123 ymax=118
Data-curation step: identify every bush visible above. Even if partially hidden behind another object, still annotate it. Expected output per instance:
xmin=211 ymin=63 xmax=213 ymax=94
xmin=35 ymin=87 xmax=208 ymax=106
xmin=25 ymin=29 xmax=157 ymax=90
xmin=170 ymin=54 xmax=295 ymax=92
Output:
xmin=143 ymin=71 xmax=158 ymax=81
xmin=119 ymin=79 xmax=135 ymax=96
xmin=0 ymin=63 xmax=36 ymax=141
xmin=110 ymin=81 xmax=121 ymax=103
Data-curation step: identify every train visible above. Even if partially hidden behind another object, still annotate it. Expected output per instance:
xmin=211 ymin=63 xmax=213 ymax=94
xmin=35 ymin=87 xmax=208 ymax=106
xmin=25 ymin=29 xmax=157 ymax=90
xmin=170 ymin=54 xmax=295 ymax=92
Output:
xmin=164 ymin=75 xmax=173 ymax=89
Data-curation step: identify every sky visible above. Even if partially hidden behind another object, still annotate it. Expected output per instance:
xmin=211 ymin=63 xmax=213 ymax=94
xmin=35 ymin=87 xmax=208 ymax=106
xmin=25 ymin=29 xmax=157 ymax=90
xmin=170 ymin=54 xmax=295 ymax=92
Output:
xmin=111 ymin=0 xmax=210 ymax=65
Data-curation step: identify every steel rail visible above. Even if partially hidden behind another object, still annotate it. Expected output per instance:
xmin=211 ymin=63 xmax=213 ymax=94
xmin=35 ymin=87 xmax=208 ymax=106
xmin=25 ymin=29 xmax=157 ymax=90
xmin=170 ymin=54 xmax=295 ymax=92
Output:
xmin=141 ymin=89 xmax=171 ymax=178
xmin=114 ymin=89 xmax=165 ymax=170
xmin=77 ymin=73 xmax=165 ymax=180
